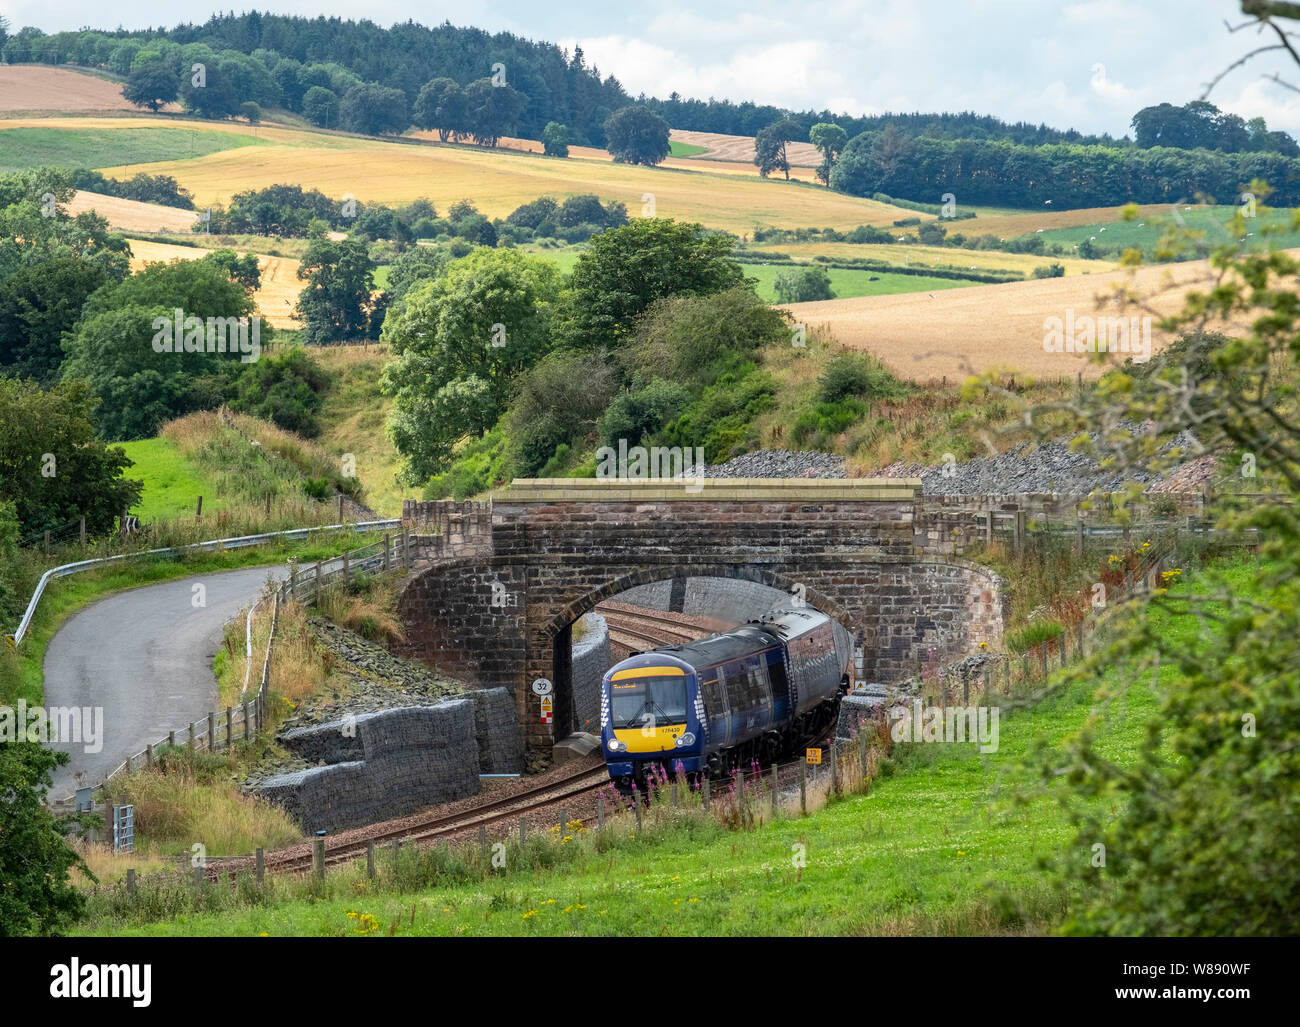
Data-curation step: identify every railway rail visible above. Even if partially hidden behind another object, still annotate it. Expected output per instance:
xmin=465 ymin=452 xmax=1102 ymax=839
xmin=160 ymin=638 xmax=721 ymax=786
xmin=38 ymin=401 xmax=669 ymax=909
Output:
xmin=205 ymin=762 xmax=610 ymax=880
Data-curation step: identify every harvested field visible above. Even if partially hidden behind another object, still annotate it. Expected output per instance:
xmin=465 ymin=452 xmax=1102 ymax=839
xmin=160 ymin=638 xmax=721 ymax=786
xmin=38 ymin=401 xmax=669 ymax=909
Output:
xmin=956 ymin=203 xmax=1183 ymax=240
xmin=781 ymin=253 xmax=1271 ymax=383
xmin=67 ymin=190 xmax=198 ymax=233
xmin=126 ymin=238 xmax=303 ymax=329
xmin=489 ymin=134 xmax=819 ymax=182
xmin=0 ymin=65 xmax=180 ymax=115
xmin=85 ymin=119 xmax=902 ymax=234
xmin=671 ymin=129 xmax=822 ymax=168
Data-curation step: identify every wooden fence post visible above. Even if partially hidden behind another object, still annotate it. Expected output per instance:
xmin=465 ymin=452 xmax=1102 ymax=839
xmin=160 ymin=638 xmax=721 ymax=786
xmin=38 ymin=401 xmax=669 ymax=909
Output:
xmin=195 ymin=496 xmax=202 ymax=523
xmin=1059 ymin=631 xmax=1067 ymax=665
xmin=79 ymin=517 xmax=86 ymax=546
xmin=559 ymin=808 xmax=567 ymax=836
xmin=771 ymin=765 xmax=779 ymax=814
xmin=207 ymin=712 xmax=215 ymax=752
xmin=145 ymin=743 xmax=152 ymax=768
xmin=342 ymin=550 xmax=349 ymax=580
xmin=314 ymin=562 xmax=321 ymax=597
xmin=702 ymin=776 xmax=710 ymax=810
xmin=597 ymin=797 xmax=605 ymax=830
xmin=225 ymin=707 xmax=233 ymax=750
xmin=478 ymin=825 xmax=487 ymax=859
xmin=1039 ymin=640 xmax=1048 ymax=678
xmin=799 ymin=758 xmax=807 ymax=815
xmin=519 ymin=816 xmax=527 ymax=843
xmin=337 ymin=494 xmax=344 ymax=523
xmin=632 ymin=787 xmax=642 ymax=831
xmin=383 ymin=534 xmax=391 ymax=572
xmin=831 ymin=742 xmax=840 ymax=796
xmin=188 ymin=722 xmax=194 ymax=751
xmin=168 ymin=730 xmax=175 ymax=749
xmin=1076 ymin=619 xmax=1084 ymax=657
xmin=244 ymin=701 xmax=251 ymax=740
xmin=312 ymin=836 xmax=325 ymax=879
xmin=255 ymin=848 xmax=264 ymax=886
xmin=402 ymin=528 xmax=410 ymax=568
xmin=366 ymin=840 xmax=375 ymax=879
xmin=126 ymin=868 xmax=136 ymax=899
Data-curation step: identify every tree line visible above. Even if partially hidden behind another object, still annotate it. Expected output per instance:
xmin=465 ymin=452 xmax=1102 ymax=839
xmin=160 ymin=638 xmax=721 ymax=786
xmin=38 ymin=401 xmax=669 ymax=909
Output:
xmin=831 ymin=130 xmax=1300 ymax=207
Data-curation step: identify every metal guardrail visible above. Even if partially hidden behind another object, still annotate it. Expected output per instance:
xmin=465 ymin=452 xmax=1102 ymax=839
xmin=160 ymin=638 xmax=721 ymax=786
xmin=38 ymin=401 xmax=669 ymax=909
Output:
xmin=9 ymin=519 xmax=399 ymax=647
xmin=91 ymin=528 xmax=411 ymax=798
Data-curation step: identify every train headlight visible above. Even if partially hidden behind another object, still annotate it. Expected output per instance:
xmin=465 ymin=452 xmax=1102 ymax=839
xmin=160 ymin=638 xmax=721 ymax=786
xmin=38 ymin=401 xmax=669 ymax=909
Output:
xmin=676 ymin=732 xmax=696 ymax=748
xmin=607 ymin=738 xmax=623 ymax=752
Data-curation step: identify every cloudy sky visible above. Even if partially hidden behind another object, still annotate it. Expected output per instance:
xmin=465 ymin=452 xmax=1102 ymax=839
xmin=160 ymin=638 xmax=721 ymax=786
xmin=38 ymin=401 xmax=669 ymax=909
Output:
xmin=7 ymin=0 xmax=1300 ymax=137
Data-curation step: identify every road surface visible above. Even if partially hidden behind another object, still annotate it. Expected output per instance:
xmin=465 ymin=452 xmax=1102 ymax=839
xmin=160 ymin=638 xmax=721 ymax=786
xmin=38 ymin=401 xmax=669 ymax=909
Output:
xmin=42 ymin=564 xmax=286 ymax=800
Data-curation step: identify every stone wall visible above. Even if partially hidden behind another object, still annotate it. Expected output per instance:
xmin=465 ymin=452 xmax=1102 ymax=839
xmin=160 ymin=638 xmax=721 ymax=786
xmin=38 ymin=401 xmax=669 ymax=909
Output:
xmin=469 ymin=687 xmax=525 ymax=774
xmin=570 ymin=613 xmax=610 ymax=736
xmin=257 ymin=701 xmax=480 ymax=833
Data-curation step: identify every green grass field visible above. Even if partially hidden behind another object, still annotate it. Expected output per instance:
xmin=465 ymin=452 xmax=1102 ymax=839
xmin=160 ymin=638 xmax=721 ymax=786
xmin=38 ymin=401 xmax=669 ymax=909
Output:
xmin=78 ymin=559 xmax=1254 ymax=937
xmin=0 ymin=126 xmax=262 ymax=172
xmin=668 ymin=140 xmax=708 ymax=157
xmin=1026 ymin=205 xmax=1300 ymax=256
xmin=115 ymin=437 xmax=214 ymax=522
xmin=740 ymin=262 xmax=974 ymax=302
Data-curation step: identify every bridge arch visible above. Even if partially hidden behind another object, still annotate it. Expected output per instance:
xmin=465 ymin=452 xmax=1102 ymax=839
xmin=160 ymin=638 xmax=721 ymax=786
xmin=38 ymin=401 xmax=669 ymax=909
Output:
xmin=542 ymin=564 xmax=854 ymax=739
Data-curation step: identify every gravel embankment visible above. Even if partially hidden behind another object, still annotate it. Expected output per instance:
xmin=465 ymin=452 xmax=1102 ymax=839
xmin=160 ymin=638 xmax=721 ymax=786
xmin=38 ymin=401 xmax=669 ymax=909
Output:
xmin=704 ymin=429 xmax=1212 ymax=495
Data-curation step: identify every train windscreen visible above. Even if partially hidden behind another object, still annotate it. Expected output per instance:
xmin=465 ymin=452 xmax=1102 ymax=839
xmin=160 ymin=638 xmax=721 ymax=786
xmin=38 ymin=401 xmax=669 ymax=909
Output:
xmin=609 ymin=675 xmax=688 ymax=727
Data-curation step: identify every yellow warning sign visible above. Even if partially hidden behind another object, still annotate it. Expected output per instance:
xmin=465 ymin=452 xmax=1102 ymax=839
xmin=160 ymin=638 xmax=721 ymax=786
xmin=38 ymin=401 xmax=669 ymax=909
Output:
xmin=3 ymin=634 xmax=14 ymax=653
xmin=540 ymin=695 xmax=553 ymax=724
xmin=805 ymin=748 xmax=822 ymax=765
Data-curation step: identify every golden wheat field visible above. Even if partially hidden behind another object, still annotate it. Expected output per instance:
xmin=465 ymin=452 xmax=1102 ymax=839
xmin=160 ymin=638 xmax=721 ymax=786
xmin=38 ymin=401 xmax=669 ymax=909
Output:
xmin=125 ymin=238 xmax=303 ymax=328
xmin=0 ymin=112 xmax=903 ymax=233
xmin=67 ymin=190 xmax=199 ymax=233
xmin=781 ymin=253 xmax=1272 ymax=383
xmin=953 ymin=203 xmax=1186 ymax=239
xmin=483 ymin=134 xmax=820 ymax=183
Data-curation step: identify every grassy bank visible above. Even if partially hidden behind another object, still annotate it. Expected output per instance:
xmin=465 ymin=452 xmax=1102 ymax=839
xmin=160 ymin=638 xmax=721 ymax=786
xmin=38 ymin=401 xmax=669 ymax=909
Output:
xmin=75 ymin=561 xmax=1251 ymax=937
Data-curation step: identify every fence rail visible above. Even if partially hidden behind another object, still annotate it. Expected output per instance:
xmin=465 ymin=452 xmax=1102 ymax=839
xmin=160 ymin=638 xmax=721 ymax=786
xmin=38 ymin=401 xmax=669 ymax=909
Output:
xmin=78 ymin=528 xmax=410 ymax=802
xmin=10 ymin=519 xmax=399 ymax=647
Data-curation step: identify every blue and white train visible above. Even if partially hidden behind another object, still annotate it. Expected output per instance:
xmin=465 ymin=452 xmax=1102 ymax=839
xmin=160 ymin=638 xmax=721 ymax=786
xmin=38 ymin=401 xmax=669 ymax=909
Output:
xmin=599 ymin=608 xmax=854 ymax=792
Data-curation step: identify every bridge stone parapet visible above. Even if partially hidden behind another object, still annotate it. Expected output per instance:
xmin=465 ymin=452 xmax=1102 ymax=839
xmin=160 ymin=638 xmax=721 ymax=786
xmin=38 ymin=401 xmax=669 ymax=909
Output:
xmin=395 ymin=478 xmax=1011 ymax=761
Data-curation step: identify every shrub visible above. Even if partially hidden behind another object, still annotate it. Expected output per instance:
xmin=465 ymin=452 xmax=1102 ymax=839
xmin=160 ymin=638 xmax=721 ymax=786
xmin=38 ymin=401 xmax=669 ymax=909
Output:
xmin=818 ymin=352 xmax=907 ymax=404
xmin=773 ymin=265 xmax=834 ymax=303
xmin=1005 ymin=620 xmax=1064 ymax=654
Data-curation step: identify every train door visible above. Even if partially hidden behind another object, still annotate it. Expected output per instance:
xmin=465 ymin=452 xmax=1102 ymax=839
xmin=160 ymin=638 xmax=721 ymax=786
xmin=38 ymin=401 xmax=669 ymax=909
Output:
xmin=702 ymin=668 xmax=731 ymax=747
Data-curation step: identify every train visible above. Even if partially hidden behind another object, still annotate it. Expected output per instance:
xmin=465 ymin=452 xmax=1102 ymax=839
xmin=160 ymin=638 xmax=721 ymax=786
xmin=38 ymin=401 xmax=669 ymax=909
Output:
xmin=599 ymin=607 xmax=854 ymax=792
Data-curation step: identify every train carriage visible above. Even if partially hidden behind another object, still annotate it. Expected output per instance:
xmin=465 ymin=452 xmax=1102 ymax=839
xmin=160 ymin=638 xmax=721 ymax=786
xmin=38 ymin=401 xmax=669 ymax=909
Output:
xmin=600 ymin=607 xmax=853 ymax=792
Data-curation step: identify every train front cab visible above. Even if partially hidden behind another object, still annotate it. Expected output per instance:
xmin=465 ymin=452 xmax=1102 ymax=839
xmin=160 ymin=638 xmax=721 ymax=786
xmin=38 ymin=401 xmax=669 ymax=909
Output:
xmin=601 ymin=655 xmax=703 ymax=791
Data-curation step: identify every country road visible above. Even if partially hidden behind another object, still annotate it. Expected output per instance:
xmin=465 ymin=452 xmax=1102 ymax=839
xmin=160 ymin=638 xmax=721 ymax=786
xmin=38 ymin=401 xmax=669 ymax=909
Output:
xmin=42 ymin=564 xmax=286 ymax=800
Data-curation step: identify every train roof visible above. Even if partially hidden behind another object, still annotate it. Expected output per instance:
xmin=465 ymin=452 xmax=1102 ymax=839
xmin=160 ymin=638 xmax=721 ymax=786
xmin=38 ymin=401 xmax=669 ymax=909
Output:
xmin=645 ymin=623 xmax=784 ymax=672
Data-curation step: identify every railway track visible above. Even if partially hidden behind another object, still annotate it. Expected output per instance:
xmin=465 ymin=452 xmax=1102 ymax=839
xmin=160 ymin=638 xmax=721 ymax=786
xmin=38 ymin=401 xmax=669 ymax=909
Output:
xmin=206 ymin=762 xmax=611 ymax=880
xmin=596 ymin=602 xmax=722 ymax=659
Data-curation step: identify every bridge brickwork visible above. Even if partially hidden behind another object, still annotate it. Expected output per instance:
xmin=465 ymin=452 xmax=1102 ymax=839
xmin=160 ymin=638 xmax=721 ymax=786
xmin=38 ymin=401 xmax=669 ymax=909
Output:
xmin=397 ymin=480 xmax=1007 ymax=759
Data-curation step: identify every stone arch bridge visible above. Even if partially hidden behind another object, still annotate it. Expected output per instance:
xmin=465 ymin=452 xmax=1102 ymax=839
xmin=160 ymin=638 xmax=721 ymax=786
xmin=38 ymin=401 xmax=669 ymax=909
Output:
xmin=396 ymin=479 xmax=1008 ymax=759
